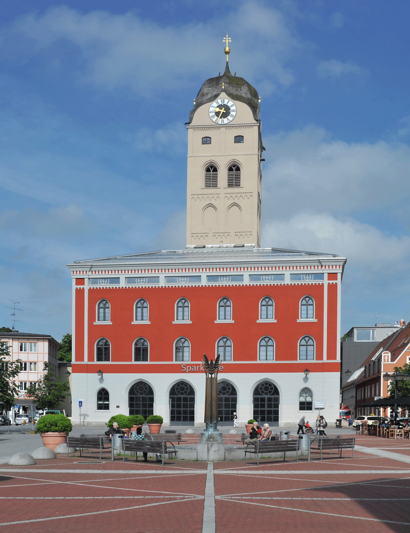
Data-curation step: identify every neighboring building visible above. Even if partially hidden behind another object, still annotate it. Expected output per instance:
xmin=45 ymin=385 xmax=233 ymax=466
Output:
xmin=340 ymin=323 xmax=401 ymax=389
xmin=0 ymin=331 xmax=59 ymax=420
xmin=342 ymin=321 xmax=410 ymax=418
xmin=58 ymin=361 xmax=73 ymax=418
xmin=68 ymin=40 xmax=347 ymax=427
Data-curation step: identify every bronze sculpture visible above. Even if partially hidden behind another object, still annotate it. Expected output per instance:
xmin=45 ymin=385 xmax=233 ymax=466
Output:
xmin=203 ymin=354 xmax=221 ymax=433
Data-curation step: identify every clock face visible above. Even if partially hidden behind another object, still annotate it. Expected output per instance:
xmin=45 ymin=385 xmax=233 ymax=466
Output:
xmin=209 ymin=98 xmax=237 ymax=124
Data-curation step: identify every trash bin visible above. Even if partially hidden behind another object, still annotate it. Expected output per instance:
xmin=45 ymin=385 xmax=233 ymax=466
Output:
xmin=112 ymin=434 xmax=124 ymax=451
xmin=298 ymin=434 xmax=310 ymax=455
xmin=280 ymin=431 xmax=290 ymax=441
xmin=335 ymin=419 xmax=342 ymax=428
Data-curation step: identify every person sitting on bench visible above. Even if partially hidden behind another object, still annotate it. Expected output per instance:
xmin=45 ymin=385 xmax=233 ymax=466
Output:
xmin=245 ymin=421 xmax=262 ymax=445
xmin=259 ymin=424 xmax=272 ymax=441
xmin=105 ymin=422 xmax=125 ymax=439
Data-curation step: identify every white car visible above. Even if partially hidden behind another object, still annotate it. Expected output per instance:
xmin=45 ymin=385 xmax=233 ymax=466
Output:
xmin=15 ymin=414 xmax=30 ymax=425
xmin=352 ymin=415 xmax=389 ymax=428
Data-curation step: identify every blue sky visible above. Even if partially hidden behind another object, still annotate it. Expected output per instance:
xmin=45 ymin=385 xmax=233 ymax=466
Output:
xmin=1 ymin=0 xmax=410 ymax=341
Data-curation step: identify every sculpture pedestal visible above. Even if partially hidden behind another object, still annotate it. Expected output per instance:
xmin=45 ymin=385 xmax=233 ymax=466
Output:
xmin=199 ymin=431 xmax=223 ymax=443
xmin=197 ymin=441 xmax=225 ymax=461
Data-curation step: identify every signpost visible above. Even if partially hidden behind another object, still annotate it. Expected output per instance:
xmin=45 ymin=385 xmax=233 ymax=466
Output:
xmin=78 ymin=400 xmax=84 ymax=426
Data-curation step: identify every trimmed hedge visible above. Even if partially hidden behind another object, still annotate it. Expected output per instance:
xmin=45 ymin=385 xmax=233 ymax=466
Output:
xmin=146 ymin=415 xmax=163 ymax=424
xmin=36 ymin=414 xmax=72 ymax=434
xmin=128 ymin=415 xmax=145 ymax=426
xmin=106 ymin=414 xmax=133 ymax=429
xmin=247 ymin=419 xmax=256 ymax=424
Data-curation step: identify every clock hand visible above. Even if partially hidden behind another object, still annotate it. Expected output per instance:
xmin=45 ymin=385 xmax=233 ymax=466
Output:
xmin=216 ymin=107 xmax=226 ymax=122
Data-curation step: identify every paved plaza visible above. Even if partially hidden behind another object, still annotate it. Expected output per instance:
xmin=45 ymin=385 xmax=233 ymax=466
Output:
xmin=0 ymin=433 xmax=410 ymax=532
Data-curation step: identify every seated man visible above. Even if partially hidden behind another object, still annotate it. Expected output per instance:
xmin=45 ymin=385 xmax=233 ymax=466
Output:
xmin=259 ymin=424 xmax=272 ymax=441
xmin=245 ymin=421 xmax=262 ymax=445
xmin=105 ymin=421 xmax=125 ymax=439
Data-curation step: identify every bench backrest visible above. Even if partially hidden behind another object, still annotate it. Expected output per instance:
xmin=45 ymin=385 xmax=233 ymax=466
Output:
xmin=148 ymin=433 xmax=181 ymax=443
xmin=320 ymin=437 xmax=355 ymax=448
xmin=256 ymin=440 xmax=298 ymax=452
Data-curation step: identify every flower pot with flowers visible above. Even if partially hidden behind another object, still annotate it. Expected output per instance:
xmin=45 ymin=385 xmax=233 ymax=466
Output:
xmin=128 ymin=415 xmax=145 ymax=433
xmin=106 ymin=415 xmax=133 ymax=437
xmin=246 ymin=419 xmax=256 ymax=434
xmin=36 ymin=414 xmax=73 ymax=451
xmin=146 ymin=415 xmax=163 ymax=434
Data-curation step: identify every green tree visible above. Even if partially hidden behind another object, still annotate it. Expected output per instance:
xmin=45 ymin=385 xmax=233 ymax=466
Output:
xmin=58 ymin=333 xmax=72 ymax=362
xmin=27 ymin=362 xmax=70 ymax=411
xmin=0 ymin=341 xmax=21 ymax=413
xmin=0 ymin=327 xmax=13 ymax=332
xmin=388 ymin=363 xmax=410 ymax=398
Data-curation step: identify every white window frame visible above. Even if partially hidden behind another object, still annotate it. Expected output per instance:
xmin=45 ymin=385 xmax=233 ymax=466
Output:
xmin=133 ymin=337 xmax=150 ymax=362
xmin=257 ymin=296 xmax=276 ymax=322
xmin=216 ymin=336 xmax=233 ymax=362
xmin=174 ymin=337 xmax=191 ymax=362
xmin=258 ymin=336 xmax=275 ymax=361
xmin=132 ymin=299 xmax=150 ymax=324
xmin=173 ymin=298 xmax=192 ymax=323
xmin=215 ymin=297 xmax=234 ymax=323
xmin=298 ymin=296 xmax=317 ymax=322
xmin=95 ymin=299 xmax=112 ymax=325
xmin=298 ymin=335 xmax=316 ymax=361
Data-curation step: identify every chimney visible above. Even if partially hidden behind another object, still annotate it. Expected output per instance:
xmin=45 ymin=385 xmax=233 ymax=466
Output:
xmin=400 ymin=319 xmax=406 ymax=327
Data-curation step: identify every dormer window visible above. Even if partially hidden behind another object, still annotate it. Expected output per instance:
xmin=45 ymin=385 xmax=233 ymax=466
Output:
xmin=202 ymin=137 xmax=211 ymax=145
xmin=234 ymin=135 xmax=244 ymax=143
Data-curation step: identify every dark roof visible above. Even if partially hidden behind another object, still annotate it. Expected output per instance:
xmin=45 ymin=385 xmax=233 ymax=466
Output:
xmin=362 ymin=323 xmax=410 ymax=368
xmin=0 ymin=332 xmax=59 ymax=342
xmin=188 ymin=62 xmax=260 ymax=123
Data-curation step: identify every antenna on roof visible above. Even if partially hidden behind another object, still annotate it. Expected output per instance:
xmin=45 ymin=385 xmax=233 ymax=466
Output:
xmin=4 ymin=300 xmax=24 ymax=330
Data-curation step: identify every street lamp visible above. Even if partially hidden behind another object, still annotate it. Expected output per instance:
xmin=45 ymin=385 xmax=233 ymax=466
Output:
xmin=65 ymin=370 xmax=71 ymax=377
xmin=345 ymin=369 xmax=352 ymax=378
xmin=97 ymin=369 xmax=103 ymax=379
xmin=383 ymin=371 xmax=410 ymax=424
xmin=303 ymin=368 xmax=310 ymax=377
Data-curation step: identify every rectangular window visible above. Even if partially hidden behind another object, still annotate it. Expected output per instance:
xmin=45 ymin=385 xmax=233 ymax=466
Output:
xmin=165 ymin=276 xmax=201 ymax=284
xmin=20 ymin=362 xmax=27 ymax=372
xmin=371 ymin=384 xmax=374 ymax=397
xmin=29 ymin=382 xmax=37 ymax=389
xmin=249 ymin=274 xmax=285 ymax=283
xmin=19 ymin=382 xmax=27 ymax=391
xmin=29 ymin=343 xmax=37 ymax=352
xmin=19 ymin=342 xmax=27 ymax=352
xmin=290 ymin=274 xmax=324 ymax=282
xmin=29 ymin=362 xmax=37 ymax=372
xmin=356 ymin=329 xmax=376 ymax=341
xmin=126 ymin=276 xmax=160 ymax=285
xmin=89 ymin=278 xmax=120 ymax=286
xmin=207 ymin=275 xmax=243 ymax=283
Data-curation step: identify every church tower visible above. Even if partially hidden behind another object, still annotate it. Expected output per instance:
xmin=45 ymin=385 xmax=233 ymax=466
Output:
xmin=186 ymin=36 xmax=263 ymax=247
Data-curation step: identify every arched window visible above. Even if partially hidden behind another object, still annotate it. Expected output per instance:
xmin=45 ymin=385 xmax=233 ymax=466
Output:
xmin=176 ymin=298 xmax=190 ymax=321
xmin=97 ymin=300 xmax=110 ymax=322
xmin=129 ymin=381 xmax=154 ymax=419
xmin=299 ymin=336 xmax=315 ymax=360
xmin=97 ymin=388 xmax=109 ymax=410
xmin=299 ymin=388 xmax=313 ymax=411
xmin=96 ymin=338 xmax=110 ymax=362
xmin=202 ymin=136 xmax=211 ymax=144
xmin=260 ymin=297 xmax=274 ymax=320
xmin=259 ymin=337 xmax=274 ymax=361
xmin=228 ymin=164 xmax=241 ymax=187
xmin=300 ymin=296 xmax=314 ymax=319
xmin=175 ymin=338 xmax=190 ymax=362
xmin=135 ymin=299 xmax=148 ymax=321
xmin=134 ymin=338 xmax=149 ymax=361
xmin=234 ymin=135 xmax=244 ymax=143
xmin=205 ymin=165 xmax=218 ymax=188
xmin=217 ymin=337 xmax=232 ymax=361
xmin=218 ymin=297 xmax=232 ymax=320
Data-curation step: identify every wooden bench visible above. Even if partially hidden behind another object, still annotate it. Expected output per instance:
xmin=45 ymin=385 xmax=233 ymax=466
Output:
xmin=122 ymin=439 xmax=178 ymax=466
xmin=310 ymin=437 xmax=355 ymax=460
xmin=67 ymin=436 xmax=111 ymax=460
xmin=145 ymin=433 xmax=184 ymax=445
xmin=244 ymin=439 xmax=299 ymax=465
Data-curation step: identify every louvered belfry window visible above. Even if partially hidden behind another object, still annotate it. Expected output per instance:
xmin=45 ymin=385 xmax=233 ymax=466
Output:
xmin=228 ymin=164 xmax=241 ymax=187
xmin=205 ymin=165 xmax=218 ymax=188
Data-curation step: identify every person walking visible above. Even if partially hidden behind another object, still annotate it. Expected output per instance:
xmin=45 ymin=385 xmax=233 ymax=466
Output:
xmin=233 ymin=412 xmax=238 ymax=428
xmin=297 ymin=415 xmax=306 ymax=434
xmin=318 ymin=415 xmax=327 ymax=436
xmin=315 ymin=415 xmax=321 ymax=435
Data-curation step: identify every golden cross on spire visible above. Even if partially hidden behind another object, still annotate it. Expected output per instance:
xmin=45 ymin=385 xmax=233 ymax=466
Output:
xmin=223 ymin=34 xmax=231 ymax=62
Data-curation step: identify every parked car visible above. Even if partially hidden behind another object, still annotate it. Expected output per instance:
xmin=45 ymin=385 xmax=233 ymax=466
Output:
xmin=45 ymin=410 xmax=66 ymax=416
xmin=0 ymin=415 xmax=11 ymax=426
xmin=15 ymin=414 xmax=30 ymax=425
xmin=352 ymin=415 xmax=389 ymax=428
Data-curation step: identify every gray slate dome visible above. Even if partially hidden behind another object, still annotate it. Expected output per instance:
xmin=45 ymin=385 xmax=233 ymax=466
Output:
xmin=188 ymin=62 xmax=260 ymax=123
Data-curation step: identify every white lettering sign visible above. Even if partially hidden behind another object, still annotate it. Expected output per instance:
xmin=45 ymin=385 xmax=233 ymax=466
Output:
xmin=181 ymin=364 xmax=224 ymax=373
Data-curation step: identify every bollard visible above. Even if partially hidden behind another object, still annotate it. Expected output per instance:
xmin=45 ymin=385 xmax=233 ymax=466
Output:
xmin=280 ymin=431 xmax=290 ymax=441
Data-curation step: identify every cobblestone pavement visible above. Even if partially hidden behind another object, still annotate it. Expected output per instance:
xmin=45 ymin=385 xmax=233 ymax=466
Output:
xmin=0 ymin=438 xmax=409 ymax=532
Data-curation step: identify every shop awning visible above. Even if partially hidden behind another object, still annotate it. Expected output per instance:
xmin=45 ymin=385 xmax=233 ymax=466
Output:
xmin=360 ymin=396 xmax=410 ymax=408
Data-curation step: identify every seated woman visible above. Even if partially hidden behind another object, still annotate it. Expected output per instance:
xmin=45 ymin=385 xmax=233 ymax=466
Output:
xmin=259 ymin=423 xmax=272 ymax=441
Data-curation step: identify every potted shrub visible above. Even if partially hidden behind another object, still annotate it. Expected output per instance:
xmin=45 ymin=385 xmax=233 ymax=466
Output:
xmin=36 ymin=414 xmax=73 ymax=451
xmin=246 ymin=419 xmax=256 ymax=434
xmin=106 ymin=414 xmax=133 ymax=437
xmin=128 ymin=415 xmax=145 ymax=433
xmin=146 ymin=415 xmax=163 ymax=434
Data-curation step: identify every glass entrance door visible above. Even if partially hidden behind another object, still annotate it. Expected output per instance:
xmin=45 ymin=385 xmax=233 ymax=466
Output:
xmin=218 ymin=380 xmax=237 ymax=424
xmin=129 ymin=381 xmax=154 ymax=419
xmin=253 ymin=381 xmax=280 ymax=426
xmin=170 ymin=381 xmax=195 ymax=425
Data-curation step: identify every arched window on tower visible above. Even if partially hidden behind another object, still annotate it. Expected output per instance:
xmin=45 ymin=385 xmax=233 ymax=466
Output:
xmin=228 ymin=164 xmax=241 ymax=187
xmin=202 ymin=136 xmax=211 ymax=144
xmin=205 ymin=165 xmax=218 ymax=188
xmin=234 ymin=135 xmax=244 ymax=143
xmin=97 ymin=300 xmax=110 ymax=322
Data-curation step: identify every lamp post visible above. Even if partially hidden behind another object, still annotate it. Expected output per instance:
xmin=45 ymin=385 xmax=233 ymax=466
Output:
xmin=97 ymin=369 xmax=103 ymax=379
xmin=383 ymin=371 xmax=410 ymax=424
xmin=303 ymin=368 xmax=310 ymax=377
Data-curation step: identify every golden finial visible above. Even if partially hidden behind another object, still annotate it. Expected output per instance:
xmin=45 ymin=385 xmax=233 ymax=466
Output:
xmin=222 ymin=82 xmax=225 ymax=89
xmin=223 ymin=34 xmax=231 ymax=62
xmin=193 ymin=98 xmax=196 ymax=106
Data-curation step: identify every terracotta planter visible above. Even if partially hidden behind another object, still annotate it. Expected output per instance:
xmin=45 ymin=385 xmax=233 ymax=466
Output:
xmin=40 ymin=432 xmax=68 ymax=451
xmin=131 ymin=425 xmax=138 ymax=433
xmin=148 ymin=423 xmax=162 ymax=434
xmin=121 ymin=428 xmax=131 ymax=437
xmin=245 ymin=424 xmax=253 ymax=434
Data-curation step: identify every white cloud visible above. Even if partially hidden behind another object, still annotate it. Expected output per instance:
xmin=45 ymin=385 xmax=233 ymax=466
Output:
xmin=7 ymin=3 xmax=299 ymax=96
xmin=134 ymin=122 xmax=186 ymax=155
xmin=262 ymin=125 xmax=410 ymax=219
xmin=332 ymin=12 xmax=344 ymax=28
xmin=317 ymin=59 xmax=362 ymax=78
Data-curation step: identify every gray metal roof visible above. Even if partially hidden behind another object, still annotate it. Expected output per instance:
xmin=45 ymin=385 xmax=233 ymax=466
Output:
xmin=69 ymin=246 xmax=342 ymax=268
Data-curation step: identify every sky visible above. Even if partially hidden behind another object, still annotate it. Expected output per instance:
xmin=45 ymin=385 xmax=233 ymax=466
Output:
xmin=0 ymin=0 xmax=410 ymax=341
